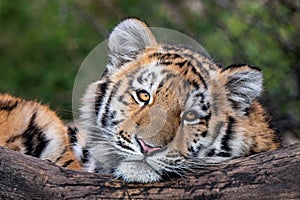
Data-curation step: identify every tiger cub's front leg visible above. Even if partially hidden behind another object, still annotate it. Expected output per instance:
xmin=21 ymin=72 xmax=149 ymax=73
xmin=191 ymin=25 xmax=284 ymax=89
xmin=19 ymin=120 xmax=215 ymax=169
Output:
xmin=0 ymin=93 xmax=94 ymax=171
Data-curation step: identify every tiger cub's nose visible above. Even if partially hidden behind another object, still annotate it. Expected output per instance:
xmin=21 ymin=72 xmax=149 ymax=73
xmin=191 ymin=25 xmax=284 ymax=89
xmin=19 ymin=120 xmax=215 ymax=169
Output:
xmin=137 ymin=139 xmax=161 ymax=154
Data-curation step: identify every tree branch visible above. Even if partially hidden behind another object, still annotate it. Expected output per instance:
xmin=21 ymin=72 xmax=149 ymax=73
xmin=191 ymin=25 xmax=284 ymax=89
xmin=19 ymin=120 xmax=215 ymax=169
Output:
xmin=0 ymin=144 xmax=299 ymax=199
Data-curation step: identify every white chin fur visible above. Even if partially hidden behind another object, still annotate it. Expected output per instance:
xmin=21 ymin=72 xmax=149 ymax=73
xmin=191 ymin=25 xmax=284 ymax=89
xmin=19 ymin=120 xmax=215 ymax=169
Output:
xmin=114 ymin=161 xmax=162 ymax=183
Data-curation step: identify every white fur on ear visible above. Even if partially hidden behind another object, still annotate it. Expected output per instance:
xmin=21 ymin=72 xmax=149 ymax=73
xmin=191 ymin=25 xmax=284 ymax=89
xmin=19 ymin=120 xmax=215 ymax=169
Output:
xmin=108 ymin=18 xmax=157 ymax=69
xmin=222 ymin=64 xmax=263 ymax=112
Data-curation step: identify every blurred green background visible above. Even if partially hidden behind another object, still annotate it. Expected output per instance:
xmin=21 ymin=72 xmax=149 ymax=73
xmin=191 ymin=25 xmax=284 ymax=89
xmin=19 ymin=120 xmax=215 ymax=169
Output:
xmin=0 ymin=0 xmax=299 ymax=140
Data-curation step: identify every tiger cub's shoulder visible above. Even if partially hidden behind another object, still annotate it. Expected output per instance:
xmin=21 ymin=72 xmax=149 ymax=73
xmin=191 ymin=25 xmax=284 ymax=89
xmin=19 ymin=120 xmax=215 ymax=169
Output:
xmin=0 ymin=93 xmax=94 ymax=171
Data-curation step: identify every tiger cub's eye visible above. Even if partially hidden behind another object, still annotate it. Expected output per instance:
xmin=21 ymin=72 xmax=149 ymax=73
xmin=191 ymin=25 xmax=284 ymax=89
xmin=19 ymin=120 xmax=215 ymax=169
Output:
xmin=136 ymin=90 xmax=150 ymax=103
xmin=182 ymin=110 xmax=199 ymax=122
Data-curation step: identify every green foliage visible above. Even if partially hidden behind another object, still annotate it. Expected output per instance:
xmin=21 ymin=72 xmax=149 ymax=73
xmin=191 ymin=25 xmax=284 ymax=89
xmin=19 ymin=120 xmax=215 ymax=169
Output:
xmin=0 ymin=0 xmax=299 ymax=136
xmin=0 ymin=0 xmax=100 ymax=118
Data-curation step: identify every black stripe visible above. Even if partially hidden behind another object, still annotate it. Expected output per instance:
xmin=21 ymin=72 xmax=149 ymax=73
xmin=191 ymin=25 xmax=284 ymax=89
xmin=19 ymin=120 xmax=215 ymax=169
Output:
xmin=101 ymin=81 xmax=121 ymax=127
xmin=62 ymin=159 xmax=75 ymax=168
xmin=111 ymin=119 xmax=123 ymax=126
xmin=197 ymin=111 xmax=211 ymax=129
xmin=116 ymin=141 xmax=134 ymax=152
xmin=155 ymin=81 xmax=164 ymax=94
xmin=163 ymin=44 xmax=211 ymax=59
xmin=228 ymin=98 xmax=241 ymax=111
xmin=202 ymin=103 xmax=209 ymax=111
xmin=189 ymin=143 xmax=203 ymax=157
xmin=216 ymin=152 xmax=231 ymax=157
xmin=206 ymin=149 xmax=215 ymax=157
xmin=190 ymin=80 xmax=200 ymax=90
xmin=222 ymin=64 xmax=261 ymax=72
xmin=198 ymin=93 xmax=204 ymax=103
xmin=54 ymin=147 xmax=68 ymax=163
xmin=130 ymin=93 xmax=139 ymax=104
xmin=148 ymin=52 xmax=162 ymax=59
xmin=201 ymin=131 xmax=208 ymax=137
xmin=221 ymin=117 xmax=235 ymax=152
xmin=160 ymin=61 xmax=172 ymax=65
xmin=190 ymin=64 xmax=207 ymax=89
xmin=164 ymin=53 xmax=182 ymax=59
xmin=81 ymin=148 xmax=91 ymax=164
xmin=95 ymin=81 xmax=109 ymax=116
xmin=6 ymin=135 xmax=20 ymax=144
xmin=137 ymin=75 xmax=144 ymax=84
xmin=67 ymin=126 xmax=78 ymax=144
xmin=0 ymin=100 xmax=19 ymax=111
xmin=22 ymin=112 xmax=50 ymax=158
xmin=157 ymin=53 xmax=182 ymax=62
xmin=175 ymin=60 xmax=188 ymax=68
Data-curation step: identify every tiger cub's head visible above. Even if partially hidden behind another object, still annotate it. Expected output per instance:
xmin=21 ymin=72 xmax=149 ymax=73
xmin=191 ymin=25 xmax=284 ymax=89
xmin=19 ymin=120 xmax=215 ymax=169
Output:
xmin=80 ymin=18 xmax=278 ymax=183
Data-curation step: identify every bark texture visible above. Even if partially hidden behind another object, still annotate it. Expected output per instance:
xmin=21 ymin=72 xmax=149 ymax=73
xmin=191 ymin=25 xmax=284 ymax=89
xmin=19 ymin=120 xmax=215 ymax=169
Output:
xmin=0 ymin=144 xmax=299 ymax=200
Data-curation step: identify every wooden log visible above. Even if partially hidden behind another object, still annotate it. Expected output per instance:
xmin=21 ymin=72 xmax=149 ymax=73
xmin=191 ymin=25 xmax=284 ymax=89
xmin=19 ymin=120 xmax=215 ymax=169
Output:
xmin=0 ymin=143 xmax=299 ymax=199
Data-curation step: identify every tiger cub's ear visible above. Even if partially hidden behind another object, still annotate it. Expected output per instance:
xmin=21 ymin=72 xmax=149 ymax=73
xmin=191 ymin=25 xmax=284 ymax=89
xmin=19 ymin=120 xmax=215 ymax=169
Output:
xmin=108 ymin=18 xmax=157 ymax=69
xmin=222 ymin=64 xmax=263 ymax=114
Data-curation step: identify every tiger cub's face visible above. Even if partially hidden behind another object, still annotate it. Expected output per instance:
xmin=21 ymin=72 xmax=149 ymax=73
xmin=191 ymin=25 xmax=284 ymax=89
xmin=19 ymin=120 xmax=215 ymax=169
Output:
xmin=81 ymin=19 xmax=275 ymax=183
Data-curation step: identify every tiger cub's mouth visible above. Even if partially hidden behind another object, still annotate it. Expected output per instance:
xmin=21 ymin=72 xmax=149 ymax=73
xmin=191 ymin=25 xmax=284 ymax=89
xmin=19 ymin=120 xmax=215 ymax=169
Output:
xmin=113 ymin=137 xmax=173 ymax=183
xmin=137 ymin=138 xmax=162 ymax=155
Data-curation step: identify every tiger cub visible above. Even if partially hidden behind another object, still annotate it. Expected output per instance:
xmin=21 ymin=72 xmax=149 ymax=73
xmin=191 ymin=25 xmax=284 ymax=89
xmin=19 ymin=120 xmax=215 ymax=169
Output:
xmin=0 ymin=18 xmax=279 ymax=183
